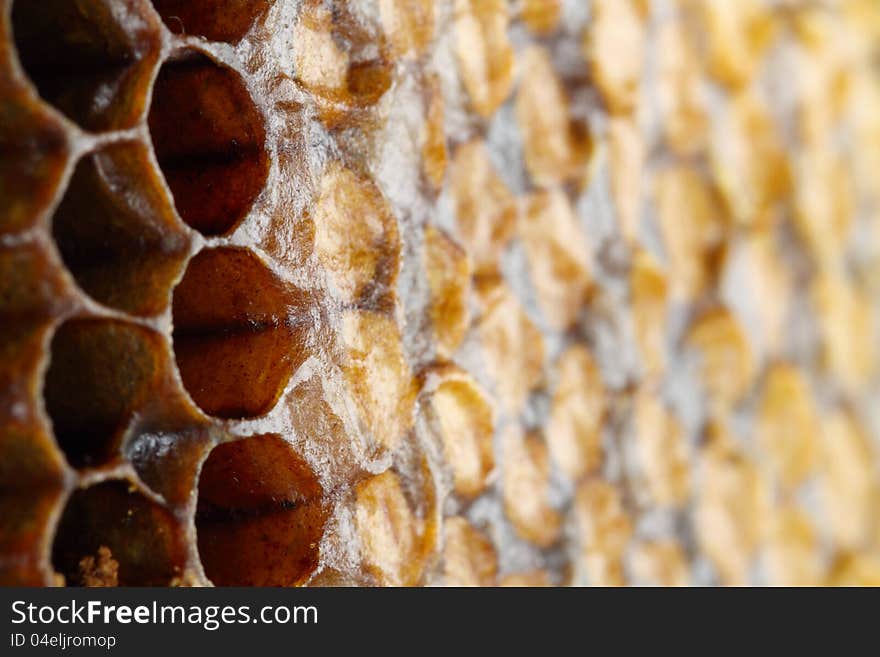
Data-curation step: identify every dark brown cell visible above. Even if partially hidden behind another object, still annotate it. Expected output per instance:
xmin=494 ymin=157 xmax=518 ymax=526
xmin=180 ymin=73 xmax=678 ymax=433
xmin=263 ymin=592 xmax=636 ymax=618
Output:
xmin=150 ymin=0 xmax=271 ymax=43
xmin=0 ymin=100 xmax=69 ymax=235
xmin=52 ymin=141 xmax=191 ymax=317
xmin=172 ymin=247 xmax=311 ymax=419
xmin=148 ymin=53 xmax=268 ymax=236
xmin=0 ymin=244 xmax=71 ymax=434
xmin=52 ymin=481 xmax=187 ymax=586
xmin=10 ymin=0 xmax=161 ymax=131
xmin=195 ymin=434 xmax=327 ymax=586
xmin=43 ymin=319 xmax=164 ymax=469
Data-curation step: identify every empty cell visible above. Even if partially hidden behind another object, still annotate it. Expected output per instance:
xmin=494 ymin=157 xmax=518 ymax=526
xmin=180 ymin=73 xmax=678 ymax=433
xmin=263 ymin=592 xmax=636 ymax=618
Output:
xmin=195 ymin=434 xmax=327 ymax=586
xmin=43 ymin=319 xmax=164 ymax=469
xmin=149 ymin=53 xmax=268 ymax=236
xmin=0 ymin=99 xmax=69 ymax=235
xmin=11 ymin=0 xmax=161 ymax=131
xmin=52 ymin=141 xmax=190 ymax=317
xmin=171 ymin=247 xmax=311 ymax=419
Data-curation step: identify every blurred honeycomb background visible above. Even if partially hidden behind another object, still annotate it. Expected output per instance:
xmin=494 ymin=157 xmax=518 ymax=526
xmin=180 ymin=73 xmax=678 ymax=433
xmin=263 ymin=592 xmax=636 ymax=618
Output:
xmin=1 ymin=0 xmax=880 ymax=587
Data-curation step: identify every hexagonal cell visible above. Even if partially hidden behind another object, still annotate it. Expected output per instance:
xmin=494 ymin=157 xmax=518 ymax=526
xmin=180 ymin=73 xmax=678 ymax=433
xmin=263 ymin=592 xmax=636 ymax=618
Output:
xmin=10 ymin=0 xmax=161 ymax=131
xmin=0 ymin=99 xmax=69 ymax=235
xmin=150 ymin=0 xmax=270 ymax=43
xmin=293 ymin=0 xmax=393 ymax=125
xmin=0 ymin=243 xmax=71 ymax=432
xmin=313 ymin=163 xmax=401 ymax=304
xmin=171 ymin=247 xmax=311 ymax=419
xmin=339 ymin=309 xmax=416 ymax=451
xmin=148 ymin=52 xmax=268 ymax=236
xmin=52 ymin=141 xmax=190 ymax=317
xmin=43 ymin=319 xmax=164 ymax=469
xmin=52 ymin=481 xmax=187 ymax=586
xmin=354 ymin=469 xmax=436 ymax=586
xmin=195 ymin=434 xmax=327 ymax=586
xmin=421 ymin=364 xmax=494 ymax=499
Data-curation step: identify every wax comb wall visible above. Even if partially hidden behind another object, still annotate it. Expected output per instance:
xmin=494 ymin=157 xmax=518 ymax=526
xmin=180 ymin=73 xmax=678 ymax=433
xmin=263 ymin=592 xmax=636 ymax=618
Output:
xmin=1 ymin=0 xmax=880 ymax=587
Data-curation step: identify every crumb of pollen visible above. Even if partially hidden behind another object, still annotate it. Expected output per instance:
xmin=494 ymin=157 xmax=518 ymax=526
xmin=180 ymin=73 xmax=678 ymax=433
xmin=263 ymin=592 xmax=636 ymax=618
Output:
xmin=78 ymin=546 xmax=119 ymax=587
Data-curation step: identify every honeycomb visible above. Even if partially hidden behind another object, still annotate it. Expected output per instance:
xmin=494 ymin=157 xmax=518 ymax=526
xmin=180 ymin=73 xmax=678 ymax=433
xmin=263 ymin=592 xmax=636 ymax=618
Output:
xmin=1 ymin=0 xmax=880 ymax=587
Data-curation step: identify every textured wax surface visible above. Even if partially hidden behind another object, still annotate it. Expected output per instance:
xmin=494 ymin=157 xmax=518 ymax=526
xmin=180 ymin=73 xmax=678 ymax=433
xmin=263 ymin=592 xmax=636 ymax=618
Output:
xmin=1 ymin=0 xmax=880 ymax=587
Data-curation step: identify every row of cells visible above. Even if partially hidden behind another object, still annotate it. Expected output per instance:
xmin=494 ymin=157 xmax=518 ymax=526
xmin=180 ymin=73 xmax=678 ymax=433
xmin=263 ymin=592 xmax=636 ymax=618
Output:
xmin=2 ymin=0 xmax=322 ymax=586
xmin=6 ymin=0 xmax=270 ymax=240
xmin=50 ymin=430 xmax=327 ymax=587
xmin=8 ymin=0 xmax=299 ymax=421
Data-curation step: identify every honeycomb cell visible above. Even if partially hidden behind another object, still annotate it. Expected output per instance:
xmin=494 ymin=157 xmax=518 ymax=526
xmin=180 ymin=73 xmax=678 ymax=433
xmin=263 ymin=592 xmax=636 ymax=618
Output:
xmin=818 ymin=412 xmax=877 ymax=551
xmin=196 ymin=434 xmax=327 ymax=586
xmin=477 ymin=281 xmax=545 ymax=413
xmin=587 ymin=0 xmax=646 ymax=114
xmin=633 ymin=391 xmax=689 ymax=507
xmin=443 ymin=516 xmax=497 ymax=587
xmin=150 ymin=0 xmax=270 ymax=43
xmin=699 ymin=0 xmax=775 ymax=89
xmin=695 ymin=424 xmax=769 ymax=585
xmin=379 ymin=0 xmax=435 ymax=58
xmin=723 ymin=235 xmax=789 ymax=354
xmin=545 ymin=345 xmax=606 ymax=480
xmin=573 ymin=479 xmax=633 ymax=586
xmin=424 ymin=225 xmax=471 ymax=357
xmin=422 ymin=364 xmax=495 ymax=499
xmin=293 ymin=1 xmax=393 ymax=124
xmin=52 ymin=141 xmax=190 ymax=317
xmin=656 ymin=17 xmax=708 ymax=156
xmin=11 ymin=0 xmax=160 ymax=131
xmin=450 ymin=140 xmax=517 ymax=275
xmin=793 ymin=148 xmax=855 ymax=268
xmin=172 ymin=247 xmax=311 ymax=420
xmin=0 ymin=243 xmax=70 ymax=430
xmin=286 ymin=375 xmax=360 ymax=484
xmin=516 ymin=47 xmax=589 ymax=187
xmin=685 ymin=308 xmax=755 ymax=415
xmin=502 ymin=427 xmax=560 ymax=548
xmin=453 ymin=0 xmax=514 ymax=118
xmin=0 ymin=100 xmax=69 ymax=235
xmin=812 ymin=272 xmax=875 ymax=392
xmin=52 ymin=481 xmax=186 ymax=586
xmin=654 ymin=165 xmax=725 ymax=301
xmin=630 ymin=251 xmax=668 ymax=380
xmin=43 ymin=319 xmax=164 ymax=469
xmin=520 ymin=189 xmax=592 ymax=330
xmin=313 ymin=163 xmax=400 ymax=304
xmin=355 ymin=470 xmax=431 ymax=586
xmin=148 ymin=52 xmax=268 ymax=236
xmin=340 ymin=309 xmax=416 ymax=451
xmin=710 ymin=90 xmax=789 ymax=227
xmin=755 ymin=365 xmax=819 ymax=490
xmin=607 ymin=117 xmax=645 ymax=243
